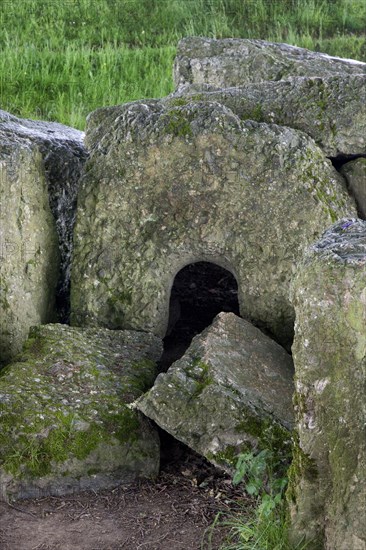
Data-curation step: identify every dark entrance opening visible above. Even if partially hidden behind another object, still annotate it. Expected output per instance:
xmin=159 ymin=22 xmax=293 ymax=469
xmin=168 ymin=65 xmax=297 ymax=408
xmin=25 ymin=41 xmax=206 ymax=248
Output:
xmin=159 ymin=261 xmax=240 ymax=371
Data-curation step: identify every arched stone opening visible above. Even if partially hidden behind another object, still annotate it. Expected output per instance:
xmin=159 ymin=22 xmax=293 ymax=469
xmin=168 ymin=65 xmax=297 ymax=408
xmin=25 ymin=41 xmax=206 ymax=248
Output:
xmin=160 ymin=261 xmax=240 ymax=370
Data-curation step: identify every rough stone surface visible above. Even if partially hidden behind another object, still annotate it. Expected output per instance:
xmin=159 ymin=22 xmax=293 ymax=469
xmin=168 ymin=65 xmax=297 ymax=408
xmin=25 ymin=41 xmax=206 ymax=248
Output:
xmin=71 ymin=100 xmax=356 ymax=348
xmin=174 ymin=37 xmax=366 ymax=89
xmin=0 ymin=110 xmax=88 ymax=323
xmin=166 ymin=74 xmax=366 ymax=156
xmin=134 ymin=312 xmax=294 ymax=473
xmin=0 ymin=134 xmax=59 ymax=365
xmin=0 ymin=324 xmax=162 ymax=501
xmin=341 ymin=157 xmax=366 ymax=219
xmin=289 ymin=218 xmax=366 ymax=550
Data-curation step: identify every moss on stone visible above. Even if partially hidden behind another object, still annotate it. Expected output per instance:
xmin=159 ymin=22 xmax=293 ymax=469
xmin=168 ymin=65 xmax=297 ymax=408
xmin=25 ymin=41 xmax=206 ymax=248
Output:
xmin=286 ymin=433 xmax=318 ymax=505
xmin=0 ymin=277 xmax=10 ymax=312
xmin=107 ymin=289 xmax=132 ymax=307
xmin=0 ymin=411 xmax=109 ymax=479
xmin=0 ymin=324 xmax=161 ymax=497
xmin=100 ymin=407 xmax=140 ymax=445
xmin=240 ymin=103 xmax=266 ymax=123
xmin=19 ymin=327 xmax=47 ymax=361
xmin=162 ymin=108 xmax=193 ymax=138
xmin=208 ymin=445 xmax=239 ymax=468
xmin=125 ymin=359 xmax=157 ymax=394
xmin=186 ymin=359 xmax=214 ymax=397
xmin=236 ymin=415 xmax=292 ymax=470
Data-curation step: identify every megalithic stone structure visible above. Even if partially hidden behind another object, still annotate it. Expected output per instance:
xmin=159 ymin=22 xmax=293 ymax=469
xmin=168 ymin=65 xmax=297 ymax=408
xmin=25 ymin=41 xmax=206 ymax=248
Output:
xmin=289 ymin=218 xmax=366 ymax=549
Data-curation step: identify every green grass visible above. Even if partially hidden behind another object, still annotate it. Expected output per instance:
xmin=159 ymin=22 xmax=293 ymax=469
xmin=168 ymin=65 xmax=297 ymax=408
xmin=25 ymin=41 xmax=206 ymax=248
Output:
xmin=211 ymin=501 xmax=309 ymax=550
xmin=0 ymin=0 xmax=365 ymax=129
xmin=203 ymin=448 xmax=309 ymax=550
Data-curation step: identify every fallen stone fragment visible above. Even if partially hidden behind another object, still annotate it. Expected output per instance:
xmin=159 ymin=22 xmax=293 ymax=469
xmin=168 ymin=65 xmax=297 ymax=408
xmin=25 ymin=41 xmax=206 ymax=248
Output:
xmin=134 ymin=312 xmax=294 ymax=474
xmin=71 ymin=100 xmax=356 ymax=349
xmin=0 ymin=324 xmax=162 ymax=501
xmin=167 ymin=74 xmax=366 ymax=157
xmin=174 ymin=37 xmax=366 ymax=89
xmin=289 ymin=218 xmax=366 ymax=550
xmin=340 ymin=157 xmax=366 ymax=219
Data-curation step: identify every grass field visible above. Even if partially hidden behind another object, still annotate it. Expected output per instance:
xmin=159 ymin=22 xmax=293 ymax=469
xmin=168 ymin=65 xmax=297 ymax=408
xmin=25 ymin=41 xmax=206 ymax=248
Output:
xmin=0 ymin=0 xmax=365 ymax=129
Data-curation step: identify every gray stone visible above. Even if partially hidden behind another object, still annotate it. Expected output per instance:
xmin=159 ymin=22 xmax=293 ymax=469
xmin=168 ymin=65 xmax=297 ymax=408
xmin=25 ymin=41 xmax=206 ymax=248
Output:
xmin=71 ymin=100 xmax=356 ymax=349
xmin=174 ymin=37 xmax=366 ymax=89
xmin=166 ymin=74 xmax=366 ymax=156
xmin=0 ymin=110 xmax=87 ymax=324
xmin=341 ymin=157 xmax=366 ymax=219
xmin=0 ymin=136 xmax=59 ymax=365
xmin=134 ymin=312 xmax=294 ymax=473
xmin=0 ymin=324 xmax=162 ymax=501
xmin=288 ymin=218 xmax=366 ymax=549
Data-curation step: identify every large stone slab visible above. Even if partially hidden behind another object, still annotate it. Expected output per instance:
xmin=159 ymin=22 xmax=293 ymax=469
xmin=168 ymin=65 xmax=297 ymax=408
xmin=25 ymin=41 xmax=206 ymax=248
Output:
xmin=0 ymin=112 xmax=87 ymax=365
xmin=71 ymin=100 xmax=356 ymax=349
xmin=167 ymin=74 xmax=366 ymax=156
xmin=134 ymin=312 xmax=294 ymax=473
xmin=0 ymin=135 xmax=59 ymax=365
xmin=174 ymin=37 xmax=366 ymax=89
xmin=341 ymin=157 xmax=366 ymax=219
xmin=0 ymin=110 xmax=87 ymax=324
xmin=289 ymin=218 xmax=366 ymax=549
xmin=0 ymin=324 xmax=162 ymax=501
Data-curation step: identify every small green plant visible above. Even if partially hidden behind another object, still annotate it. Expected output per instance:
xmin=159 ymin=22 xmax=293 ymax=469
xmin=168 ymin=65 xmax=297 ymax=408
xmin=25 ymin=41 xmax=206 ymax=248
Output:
xmin=203 ymin=448 xmax=310 ymax=550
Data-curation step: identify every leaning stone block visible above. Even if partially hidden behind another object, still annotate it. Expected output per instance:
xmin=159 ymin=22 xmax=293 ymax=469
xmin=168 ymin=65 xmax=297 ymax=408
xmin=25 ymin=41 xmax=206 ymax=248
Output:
xmin=289 ymin=218 xmax=366 ymax=549
xmin=341 ymin=157 xmax=366 ymax=219
xmin=135 ymin=312 xmax=294 ymax=473
xmin=174 ymin=37 xmax=366 ymax=89
xmin=71 ymin=100 xmax=356 ymax=349
xmin=167 ymin=74 xmax=366 ymax=157
xmin=0 ymin=324 xmax=162 ymax=501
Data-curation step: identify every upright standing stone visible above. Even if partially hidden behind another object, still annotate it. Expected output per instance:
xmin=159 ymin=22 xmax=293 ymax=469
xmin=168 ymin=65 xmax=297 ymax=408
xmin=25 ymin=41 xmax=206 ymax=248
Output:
xmin=71 ymin=100 xmax=356 ymax=349
xmin=289 ymin=218 xmax=366 ymax=550
xmin=0 ymin=110 xmax=87 ymax=324
xmin=0 ymin=135 xmax=59 ymax=365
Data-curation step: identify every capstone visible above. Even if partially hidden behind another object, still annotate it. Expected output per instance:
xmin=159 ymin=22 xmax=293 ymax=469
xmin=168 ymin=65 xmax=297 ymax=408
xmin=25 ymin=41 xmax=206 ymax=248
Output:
xmin=174 ymin=37 xmax=366 ymax=89
xmin=166 ymin=74 xmax=366 ymax=157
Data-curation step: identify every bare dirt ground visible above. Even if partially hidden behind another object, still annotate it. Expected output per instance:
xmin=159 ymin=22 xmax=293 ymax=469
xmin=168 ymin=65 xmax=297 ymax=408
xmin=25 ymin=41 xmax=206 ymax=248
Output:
xmin=0 ymin=444 xmax=250 ymax=550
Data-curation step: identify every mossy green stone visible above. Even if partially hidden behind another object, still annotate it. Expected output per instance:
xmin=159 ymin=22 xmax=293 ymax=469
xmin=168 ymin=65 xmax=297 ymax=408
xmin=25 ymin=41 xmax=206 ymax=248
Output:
xmin=0 ymin=324 xmax=162 ymax=501
xmin=289 ymin=219 xmax=366 ymax=549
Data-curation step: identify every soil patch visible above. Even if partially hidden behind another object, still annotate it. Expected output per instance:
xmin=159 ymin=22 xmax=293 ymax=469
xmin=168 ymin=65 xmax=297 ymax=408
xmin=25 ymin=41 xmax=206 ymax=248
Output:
xmin=0 ymin=443 xmax=250 ymax=550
